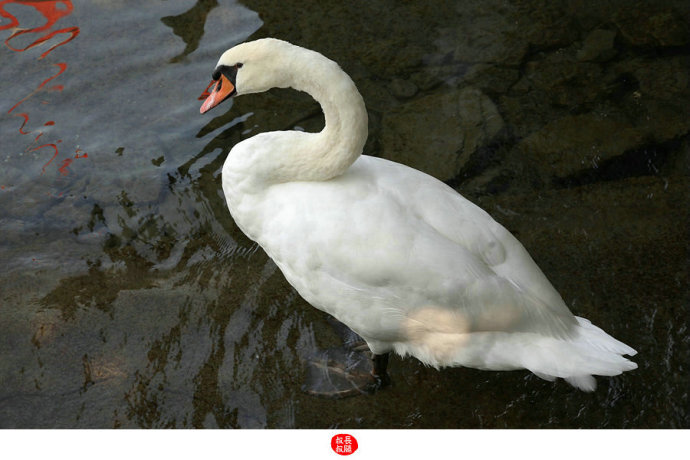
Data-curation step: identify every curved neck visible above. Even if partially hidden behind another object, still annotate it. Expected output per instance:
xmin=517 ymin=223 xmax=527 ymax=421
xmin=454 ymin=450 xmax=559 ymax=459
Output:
xmin=227 ymin=48 xmax=368 ymax=189
xmin=302 ymin=61 xmax=368 ymax=182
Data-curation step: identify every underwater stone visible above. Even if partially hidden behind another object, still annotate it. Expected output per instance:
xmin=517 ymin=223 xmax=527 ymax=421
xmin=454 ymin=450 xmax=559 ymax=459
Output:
xmin=577 ymin=29 xmax=618 ymax=62
xmin=461 ymin=64 xmax=520 ymax=95
xmin=389 ymin=78 xmax=418 ymax=99
xmin=381 ymin=87 xmax=504 ymax=181
xmin=614 ymin=8 xmax=690 ymax=47
xmin=519 ymin=114 xmax=644 ymax=179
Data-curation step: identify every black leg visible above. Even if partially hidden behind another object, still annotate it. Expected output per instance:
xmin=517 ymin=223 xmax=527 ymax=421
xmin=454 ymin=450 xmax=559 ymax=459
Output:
xmin=372 ymin=353 xmax=391 ymax=388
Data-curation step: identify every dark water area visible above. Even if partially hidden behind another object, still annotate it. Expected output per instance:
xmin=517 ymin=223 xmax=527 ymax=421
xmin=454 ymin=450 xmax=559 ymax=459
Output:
xmin=0 ymin=0 xmax=688 ymax=428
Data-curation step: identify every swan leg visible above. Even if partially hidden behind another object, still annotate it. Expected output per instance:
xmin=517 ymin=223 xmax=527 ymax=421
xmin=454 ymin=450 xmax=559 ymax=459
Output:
xmin=372 ymin=353 xmax=391 ymax=387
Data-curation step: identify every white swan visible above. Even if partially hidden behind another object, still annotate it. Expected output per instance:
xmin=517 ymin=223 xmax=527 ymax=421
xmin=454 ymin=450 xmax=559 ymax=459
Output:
xmin=199 ymin=38 xmax=637 ymax=392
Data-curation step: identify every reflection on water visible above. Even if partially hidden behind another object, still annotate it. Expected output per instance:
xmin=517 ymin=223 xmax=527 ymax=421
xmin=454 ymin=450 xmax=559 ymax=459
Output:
xmin=1 ymin=1 xmax=78 ymax=58
xmin=0 ymin=0 xmax=688 ymax=428
xmin=1 ymin=0 xmax=85 ymax=175
xmin=162 ymin=0 xmax=219 ymax=63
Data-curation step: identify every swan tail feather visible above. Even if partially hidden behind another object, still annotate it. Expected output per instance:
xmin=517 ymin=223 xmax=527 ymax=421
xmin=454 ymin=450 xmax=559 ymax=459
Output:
xmin=392 ymin=316 xmax=637 ymax=391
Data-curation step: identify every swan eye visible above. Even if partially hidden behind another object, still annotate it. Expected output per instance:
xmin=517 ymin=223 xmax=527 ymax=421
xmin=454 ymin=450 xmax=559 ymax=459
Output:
xmin=212 ymin=64 xmax=242 ymax=82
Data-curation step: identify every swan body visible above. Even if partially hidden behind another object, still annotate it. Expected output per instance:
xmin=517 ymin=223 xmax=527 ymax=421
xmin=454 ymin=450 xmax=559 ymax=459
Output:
xmin=201 ymin=38 xmax=637 ymax=391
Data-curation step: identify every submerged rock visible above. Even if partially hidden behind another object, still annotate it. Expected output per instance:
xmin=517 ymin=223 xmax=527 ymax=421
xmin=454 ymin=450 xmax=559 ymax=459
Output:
xmin=577 ymin=29 xmax=618 ymax=62
xmin=461 ymin=64 xmax=520 ymax=95
xmin=381 ymin=87 xmax=504 ymax=181
xmin=389 ymin=78 xmax=418 ymax=99
xmin=614 ymin=7 xmax=690 ymax=47
xmin=518 ymin=114 xmax=644 ymax=179
xmin=524 ymin=53 xmax=603 ymax=108
xmin=433 ymin=2 xmax=528 ymax=66
xmin=498 ymin=46 xmax=610 ymax=139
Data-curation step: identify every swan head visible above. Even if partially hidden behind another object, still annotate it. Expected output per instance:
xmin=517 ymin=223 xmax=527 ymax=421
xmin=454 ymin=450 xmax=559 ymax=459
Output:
xmin=200 ymin=38 xmax=305 ymax=114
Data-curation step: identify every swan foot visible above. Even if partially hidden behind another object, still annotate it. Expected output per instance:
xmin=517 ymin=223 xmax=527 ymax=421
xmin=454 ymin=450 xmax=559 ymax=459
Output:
xmin=301 ymin=316 xmax=391 ymax=398
xmin=302 ymin=348 xmax=390 ymax=398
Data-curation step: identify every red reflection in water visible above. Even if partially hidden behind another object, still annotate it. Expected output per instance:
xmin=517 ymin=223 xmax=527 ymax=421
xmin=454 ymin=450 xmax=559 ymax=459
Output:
xmin=0 ymin=0 xmax=79 ymax=58
xmin=1 ymin=1 xmax=86 ymax=177
xmin=8 ymin=61 xmax=66 ymax=113
xmin=57 ymin=157 xmax=72 ymax=175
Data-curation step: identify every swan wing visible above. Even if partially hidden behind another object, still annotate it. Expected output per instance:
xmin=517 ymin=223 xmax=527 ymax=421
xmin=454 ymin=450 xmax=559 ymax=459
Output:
xmin=380 ymin=157 xmax=577 ymax=320
xmin=256 ymin=155 xmax=576 ymax=339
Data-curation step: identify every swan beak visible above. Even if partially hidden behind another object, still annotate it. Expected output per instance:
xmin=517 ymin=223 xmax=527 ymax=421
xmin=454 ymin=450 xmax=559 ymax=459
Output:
xmin=200 ymin=74 xmax=235 ymax=114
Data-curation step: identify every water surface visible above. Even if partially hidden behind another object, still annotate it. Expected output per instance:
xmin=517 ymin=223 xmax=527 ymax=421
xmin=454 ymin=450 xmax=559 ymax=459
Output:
xmin=0 ymin=0 xmax=688 ymax=428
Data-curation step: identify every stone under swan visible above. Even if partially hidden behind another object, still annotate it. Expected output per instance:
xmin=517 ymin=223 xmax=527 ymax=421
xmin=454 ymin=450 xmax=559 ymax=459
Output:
xmin=199 ymin=38 xmax=637 ymax=395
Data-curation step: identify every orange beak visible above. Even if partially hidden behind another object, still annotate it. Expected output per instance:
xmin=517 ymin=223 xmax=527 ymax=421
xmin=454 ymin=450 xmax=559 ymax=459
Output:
xmin=199 ymin=74 xmax=235 ymax=114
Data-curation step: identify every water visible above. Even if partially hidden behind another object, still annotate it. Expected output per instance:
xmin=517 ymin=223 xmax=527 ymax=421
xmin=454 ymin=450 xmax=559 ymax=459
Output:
xmin=0 ymin=0 xmax=688 ymax=428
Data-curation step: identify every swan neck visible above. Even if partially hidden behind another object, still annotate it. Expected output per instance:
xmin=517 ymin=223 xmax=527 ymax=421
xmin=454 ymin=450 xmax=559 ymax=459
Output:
xmin=289 ymin=53 xmax=368 ymax=181
xmin=223 ymin=44 xmax=368 ymax=194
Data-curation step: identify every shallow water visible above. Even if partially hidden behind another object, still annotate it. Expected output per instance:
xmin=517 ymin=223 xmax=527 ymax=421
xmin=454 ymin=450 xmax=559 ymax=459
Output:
xmin=0 ymin=0 xmax=688 ymax=428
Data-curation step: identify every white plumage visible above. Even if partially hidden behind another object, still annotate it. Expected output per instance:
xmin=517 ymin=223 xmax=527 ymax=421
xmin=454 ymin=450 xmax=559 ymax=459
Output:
xmin=202 ymin=38 xmax=637 ymax=391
